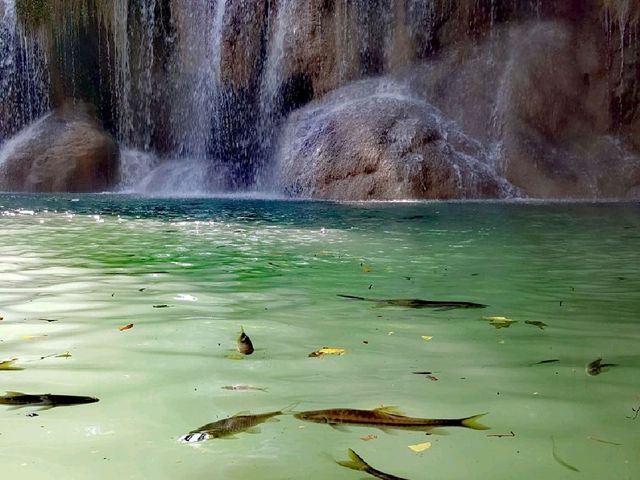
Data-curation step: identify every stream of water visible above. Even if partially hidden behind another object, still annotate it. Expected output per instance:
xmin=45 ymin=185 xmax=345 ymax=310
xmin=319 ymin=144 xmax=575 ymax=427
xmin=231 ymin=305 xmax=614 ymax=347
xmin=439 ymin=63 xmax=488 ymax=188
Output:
xmin=0 ymin=195 xmax=638 ymax=479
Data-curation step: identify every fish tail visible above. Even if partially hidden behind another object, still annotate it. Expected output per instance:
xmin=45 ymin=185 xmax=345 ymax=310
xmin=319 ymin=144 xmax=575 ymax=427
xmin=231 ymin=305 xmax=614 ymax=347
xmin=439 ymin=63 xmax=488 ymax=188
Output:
xmin=461 ymin=413 xmax=490 ymax=430
xmin=337 ymin=449 xmax=368 ymax=471
xmin=281 ymin=401 xmax=300 ymax=415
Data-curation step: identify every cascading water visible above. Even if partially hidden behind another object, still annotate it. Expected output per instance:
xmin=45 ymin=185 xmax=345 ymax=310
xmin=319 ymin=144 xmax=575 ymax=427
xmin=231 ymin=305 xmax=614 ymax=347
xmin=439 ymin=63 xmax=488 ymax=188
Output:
xmin=0 ymin=0 xmax=49 ymax=142
xmin=1 ymin=0 xmax=639 ymax=198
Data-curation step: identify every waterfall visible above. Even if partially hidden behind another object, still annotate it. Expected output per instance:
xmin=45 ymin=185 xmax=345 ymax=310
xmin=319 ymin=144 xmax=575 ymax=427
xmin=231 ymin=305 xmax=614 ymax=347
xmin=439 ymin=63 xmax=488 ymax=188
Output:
xmin=0 ymin=0 xmax=49 ymax=142
xmin=171 ymin=0 xmax=227 ymax=159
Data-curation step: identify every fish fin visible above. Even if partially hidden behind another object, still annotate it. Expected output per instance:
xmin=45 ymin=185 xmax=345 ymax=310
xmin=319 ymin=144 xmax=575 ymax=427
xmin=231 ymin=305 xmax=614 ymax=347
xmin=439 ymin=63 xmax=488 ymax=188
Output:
xmin=36 ymin=405 xmax=55 ymax=411
xmin=434 ymin=306 xmax=455 ymax=312
xmin=7 ymin=405 xmax=26 ymax=411
xmin=265 ymin=417 xmax=280 ymax=423
xmin=329 ymin=423 xmax=351 ymax=433
xmin=281 ymin=401 xmax=300 ymax=415
xmin=426 ymin=428 xmax=450 ymax=436
xmin=337 ymin=449 xmax=368 ymax=472
xmin=601 ymin=363 xmax=619 ymax=368
xmin=374 ymin=405 xmax=404 ymax=416
xmin=233 ymin=410 xmax=251 ymax=417
xmin=461 ymin=413 xmax=490 ymax=430
xmin=245 ymin=427 xmax=261 ymax=434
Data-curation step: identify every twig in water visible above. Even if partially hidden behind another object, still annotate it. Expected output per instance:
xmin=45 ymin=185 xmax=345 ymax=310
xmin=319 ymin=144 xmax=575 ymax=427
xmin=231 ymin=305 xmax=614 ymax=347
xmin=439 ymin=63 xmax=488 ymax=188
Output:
xmin=487 ymin=431 xmax=515 ymax=438
xmin=551 ymin=436 xmax=579 ymax=473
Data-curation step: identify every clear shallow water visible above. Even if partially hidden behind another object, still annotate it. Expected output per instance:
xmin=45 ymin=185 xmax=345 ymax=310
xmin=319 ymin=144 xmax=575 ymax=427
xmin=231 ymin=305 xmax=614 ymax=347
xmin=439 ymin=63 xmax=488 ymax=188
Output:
xmin=0 ymin=194 xmax=639 ymax=480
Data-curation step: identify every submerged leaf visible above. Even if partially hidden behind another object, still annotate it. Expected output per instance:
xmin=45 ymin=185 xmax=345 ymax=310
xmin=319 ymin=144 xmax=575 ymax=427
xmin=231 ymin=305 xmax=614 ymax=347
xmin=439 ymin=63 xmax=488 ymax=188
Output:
xmin=525 ymin=320 xmax=548 ymax=330
xmin=360 ymin=434 xmax=378 ymax=441
xmin=119 ymin=323 xmax=134 ymax=331
xmin=421 ymin=336 xmax=433 ymax=341
xmin=408 ymin=442 xmax=431 ymax=452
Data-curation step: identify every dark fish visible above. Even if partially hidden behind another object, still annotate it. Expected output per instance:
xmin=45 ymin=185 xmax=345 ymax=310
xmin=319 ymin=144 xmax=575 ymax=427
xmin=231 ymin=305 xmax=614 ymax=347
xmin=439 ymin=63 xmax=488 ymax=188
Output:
xmin=532 ymin=359 xmax=559 ymax=365
xmin=586 ymin=358 xmax=618 ymax=376
xmin=337 ymin=449 xmax=409 ymax=480
xmin=237 ymin=326 xmax=254 ymax=355
xmin=524 ymin=320 xmax=548 ymax=330
xmin=337 ymin=294 xmax=486 ymax=311
xmin=295 ymin=406 xmax=489 ymax=432
xmin=0 ymin=391 xmax=99 ymax=409
xmin=178 ymin=409 xmax=282 ymax=443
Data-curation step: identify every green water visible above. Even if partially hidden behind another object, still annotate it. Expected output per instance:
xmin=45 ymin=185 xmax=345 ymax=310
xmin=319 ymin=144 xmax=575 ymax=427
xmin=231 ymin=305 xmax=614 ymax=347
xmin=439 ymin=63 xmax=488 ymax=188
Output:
xmin=0 ymin=195 xmax=638 ymax=479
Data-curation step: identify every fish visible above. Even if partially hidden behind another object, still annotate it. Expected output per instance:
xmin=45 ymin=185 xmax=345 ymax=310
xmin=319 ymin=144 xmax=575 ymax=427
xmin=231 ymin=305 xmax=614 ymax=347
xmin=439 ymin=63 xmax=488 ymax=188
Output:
xmin=294 ymin=406 xmax=489 ymax=432
xmin=237 ymin=326 xmax=254 ymax=355
xmin=524 ymin=320 xmax=548 ymax=330
xmin=586 ymin=357 xmax=618 ymax=376
xmin=178 ymin=409 xmax=283 ymax=443
xmin=337 ymin=294 xmax=486 ymax=311
xmin=0 ymin=391 xmax=99 ymax=409
xmin=337 ymin=449 xmax=409 ymax=480
xmin=221 ymin=385 xmax=267 ymax=392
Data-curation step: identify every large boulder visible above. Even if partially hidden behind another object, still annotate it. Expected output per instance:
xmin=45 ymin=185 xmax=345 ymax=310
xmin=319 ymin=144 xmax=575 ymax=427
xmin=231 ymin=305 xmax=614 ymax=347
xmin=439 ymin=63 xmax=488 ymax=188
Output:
xmin=273 ymin=79 xmax=516 ymax=200
xmin=0 ymin=102 xmax=119 ymax=192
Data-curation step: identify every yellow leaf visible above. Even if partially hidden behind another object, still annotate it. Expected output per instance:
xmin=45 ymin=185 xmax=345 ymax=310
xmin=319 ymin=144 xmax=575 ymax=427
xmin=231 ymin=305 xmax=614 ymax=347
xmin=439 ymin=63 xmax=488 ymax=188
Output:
xmin=387 ymin=331 xmax=395 ymax=336
xmin=309 ymin=347 xmax=346 ymax=357
xmin=481 ymin=316 xmax=511 ymax=321
xmin=421 ymin=336 xmax=433 ymax=341
xmin=408 ymin=442 xmax=432 ymax=452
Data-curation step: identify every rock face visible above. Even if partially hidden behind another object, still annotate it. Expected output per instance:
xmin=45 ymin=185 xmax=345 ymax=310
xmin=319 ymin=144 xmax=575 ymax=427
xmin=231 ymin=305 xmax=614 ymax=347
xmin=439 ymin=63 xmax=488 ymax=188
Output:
xmin=274 ymin=79 xmax=516 ymax=200
xmin=0 ymin=103 xmax=119 ymax=192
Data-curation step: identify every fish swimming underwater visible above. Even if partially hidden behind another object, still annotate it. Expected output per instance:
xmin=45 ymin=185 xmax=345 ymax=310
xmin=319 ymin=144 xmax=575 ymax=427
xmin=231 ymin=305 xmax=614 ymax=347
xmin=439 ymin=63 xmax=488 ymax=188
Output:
xmin=586 ymin=357 xmax=618 ymax=376
xmin=337 ymin=294 xmax=487 ymax=311
xmin=0 ymin=391 xmax=99 ymax=409
xmin=294 ymin=406 xmax=489 ymax=432
xmin=237 ymin=326 xmax=254 ymax=355
xmin=337 ymin=449 xmax=409 ymax=480
xmin=178 ymin=409 xmax=283 ymax=443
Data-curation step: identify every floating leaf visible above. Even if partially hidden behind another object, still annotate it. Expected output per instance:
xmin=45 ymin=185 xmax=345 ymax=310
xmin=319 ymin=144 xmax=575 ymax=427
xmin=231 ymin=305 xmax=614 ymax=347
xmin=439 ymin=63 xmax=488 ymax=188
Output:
xmin=481 ymin=316 xmax=516 ymax=329
xmin=408 ymin=442 xmax=431 ymax=452
xmin=224 ymin=353 xmax=245 ymax=360
xmin=0 ymin=358 xmax=23 ymax=370
xmin=360 ymin=434 xmax=378 ymax=441
xmin=119 ymin=323 xmax=134 ymax=331
xmin=387 ymin=331 xmax=395 ymax=336
xmin=21 ymin=335 xmax=48 ymax=340
xmin=361 ymin=265 xmax=373 ymax=273
xmin=309 ymin=347 xmax=346 ymax=358
xmin=421 ymin=336 xmax=433 ymax=341
xmin=55 ymin=352 xmax=72 ymax=358
xmin=425 ymin=375 xmax=439 ymax=381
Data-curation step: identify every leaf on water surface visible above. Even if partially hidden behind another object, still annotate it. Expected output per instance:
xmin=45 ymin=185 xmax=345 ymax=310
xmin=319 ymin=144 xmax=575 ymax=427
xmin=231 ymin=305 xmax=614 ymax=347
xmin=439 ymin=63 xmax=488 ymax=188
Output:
xmin=425 ymin=375 xmax=439 ymax=381
xmin=360 ymin=434 xmax=378 ymax=441
xmin=408 ymin=442 xmax=431 ymax=452
xmin=421 ymin=336 xmax=433 ymax=341
xmin=481 ymin=316 xmax=516 ymax=329
xmin=119 ymin=323 xmax=134 ymax=331
xmin=361 ymin=264 xmax=373 ymax=273
xmin=309 ymin=347 xmax=346 ymax=358
xmin=224 ymin=353 xmax=245 ymax=360
xmin=21 ymin=335 xmax=48 ymax=340
xmin=0 ymin=358 xmax=23 ymax=370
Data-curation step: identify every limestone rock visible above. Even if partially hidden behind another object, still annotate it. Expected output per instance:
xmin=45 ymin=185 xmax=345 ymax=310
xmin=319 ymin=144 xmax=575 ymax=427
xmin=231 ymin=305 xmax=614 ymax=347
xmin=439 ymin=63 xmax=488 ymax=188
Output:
xmin=0 ymin=102 xmax=119 ymax=192
xmin=274 ymin=79 xmax=515 ymax=200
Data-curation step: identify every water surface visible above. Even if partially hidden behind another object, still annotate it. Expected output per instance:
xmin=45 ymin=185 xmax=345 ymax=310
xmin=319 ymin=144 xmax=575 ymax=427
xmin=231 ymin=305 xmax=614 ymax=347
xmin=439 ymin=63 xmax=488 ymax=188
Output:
xmin=1 ymin=195 xmax=639 ymax=479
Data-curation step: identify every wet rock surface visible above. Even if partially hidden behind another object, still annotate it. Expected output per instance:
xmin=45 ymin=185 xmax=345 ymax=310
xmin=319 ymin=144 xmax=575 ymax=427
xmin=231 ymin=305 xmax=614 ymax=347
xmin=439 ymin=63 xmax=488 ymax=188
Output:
xmin=0 ymin=102 xmax=119 ymax=192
